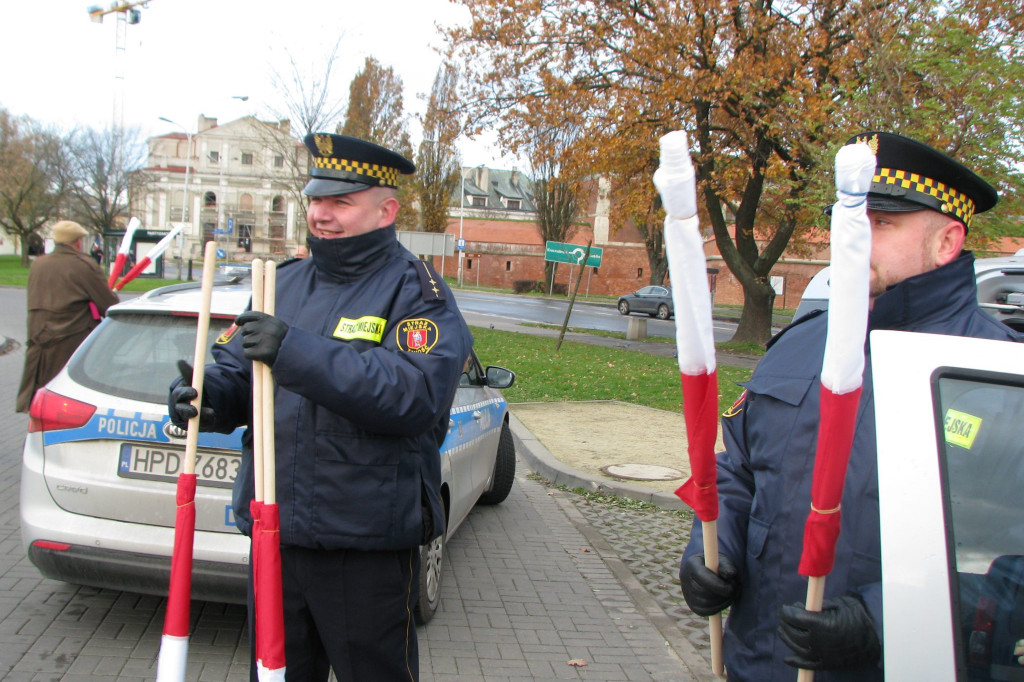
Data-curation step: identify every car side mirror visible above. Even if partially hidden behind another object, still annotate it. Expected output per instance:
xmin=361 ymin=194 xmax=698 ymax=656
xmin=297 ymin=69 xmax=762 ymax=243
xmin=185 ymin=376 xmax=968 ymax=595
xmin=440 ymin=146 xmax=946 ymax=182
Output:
xmin=485 ymin=366 xmax=516 ymax=390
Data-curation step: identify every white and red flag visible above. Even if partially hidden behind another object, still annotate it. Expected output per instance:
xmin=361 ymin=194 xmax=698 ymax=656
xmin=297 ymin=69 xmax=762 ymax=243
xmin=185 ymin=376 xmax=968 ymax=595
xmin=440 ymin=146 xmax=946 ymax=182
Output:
xmin=108 ymin=216 xmax=140 ymax=288
xmin=156 ymin=240 xmax=218 ymax=682
xmin=250 ymin=259 xmax=286 ymax=681
xmin=654 ymin=130 xmax=723 ymax=676
xmin=794 ymin=142 xmax=875 ymax=681
xmin=113 ymin=225 xmax=183 ymax=291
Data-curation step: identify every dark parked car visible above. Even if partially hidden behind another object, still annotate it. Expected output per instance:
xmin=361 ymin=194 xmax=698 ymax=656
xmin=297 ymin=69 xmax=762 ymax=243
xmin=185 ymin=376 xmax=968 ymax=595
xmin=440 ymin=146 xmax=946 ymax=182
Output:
xmin=617 ymin=285 xmax=674 ymax=320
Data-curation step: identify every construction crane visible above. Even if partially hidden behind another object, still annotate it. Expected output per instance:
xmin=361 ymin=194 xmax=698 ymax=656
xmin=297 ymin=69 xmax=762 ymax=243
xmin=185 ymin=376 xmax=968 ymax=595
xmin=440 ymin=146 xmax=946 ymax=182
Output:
xmin=86 ymin=1 xmax=150 ymax=129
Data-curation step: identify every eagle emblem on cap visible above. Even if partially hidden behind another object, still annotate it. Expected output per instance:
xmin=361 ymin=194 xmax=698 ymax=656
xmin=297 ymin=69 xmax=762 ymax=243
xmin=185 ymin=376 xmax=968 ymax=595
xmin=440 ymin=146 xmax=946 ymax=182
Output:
xmin=854 ymin=133 xmax=879 ymax=155
xmin=314 ymin=134 xmax=334 ymax=157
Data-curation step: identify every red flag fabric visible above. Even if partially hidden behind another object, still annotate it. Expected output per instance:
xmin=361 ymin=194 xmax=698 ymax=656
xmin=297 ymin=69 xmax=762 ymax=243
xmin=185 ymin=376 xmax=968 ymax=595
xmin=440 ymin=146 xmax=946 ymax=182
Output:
xmin=798 ymin=386 xmax=863 ymax=577
xmin=675 ymin=370 xmax=720 ymax=521
xmin=164 ymin=473 xmax=197 ymax=637
xmin=255 ymin=503 xmax=286 ymax=679
xmin=156 ymin=473 xmax=197 ymax=681
xmin=107 ymin=253 xmax=127 ymax=289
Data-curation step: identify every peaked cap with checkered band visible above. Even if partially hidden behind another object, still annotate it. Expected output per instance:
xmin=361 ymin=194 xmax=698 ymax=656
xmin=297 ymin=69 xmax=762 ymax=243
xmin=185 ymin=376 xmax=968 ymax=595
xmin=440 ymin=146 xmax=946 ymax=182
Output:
xmin=303 ymin=133 xmax=415 ymax=197
xmin=844 ymin=131 xmax=997 ymax=231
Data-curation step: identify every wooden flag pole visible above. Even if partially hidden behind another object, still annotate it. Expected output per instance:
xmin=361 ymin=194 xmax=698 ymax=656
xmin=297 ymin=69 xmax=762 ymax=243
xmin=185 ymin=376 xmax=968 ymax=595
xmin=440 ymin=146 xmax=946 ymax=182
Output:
xmin=261 ymin=261 xmax=277 ymax=505
xmin=251 ymin=260 xmax=265 ymax=504
xmin=183 ymin=240 xmax=217 ymax=474
xmin=797 ymin=575 xmax=826 ymax=682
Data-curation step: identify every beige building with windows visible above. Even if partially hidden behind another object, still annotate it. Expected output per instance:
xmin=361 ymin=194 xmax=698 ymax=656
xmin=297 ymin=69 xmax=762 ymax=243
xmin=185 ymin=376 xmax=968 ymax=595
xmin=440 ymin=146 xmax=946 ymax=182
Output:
xmin=136 ymin=115 xmax=307 ymax=263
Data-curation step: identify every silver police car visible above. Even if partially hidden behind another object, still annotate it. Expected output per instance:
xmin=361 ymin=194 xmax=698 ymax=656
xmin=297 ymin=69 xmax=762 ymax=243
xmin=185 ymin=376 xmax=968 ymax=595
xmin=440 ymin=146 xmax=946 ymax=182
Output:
xmin=20 ymin=277 xmax=515 ymax=624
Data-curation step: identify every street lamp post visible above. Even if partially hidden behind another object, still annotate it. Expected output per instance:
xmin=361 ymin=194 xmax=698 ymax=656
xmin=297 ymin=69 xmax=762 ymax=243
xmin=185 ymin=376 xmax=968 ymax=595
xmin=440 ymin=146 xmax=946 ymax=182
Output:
xmin=158 ymin=116 xmax=192 ymax=280
xmin=458 ymin=170 xmax=465 ymax=287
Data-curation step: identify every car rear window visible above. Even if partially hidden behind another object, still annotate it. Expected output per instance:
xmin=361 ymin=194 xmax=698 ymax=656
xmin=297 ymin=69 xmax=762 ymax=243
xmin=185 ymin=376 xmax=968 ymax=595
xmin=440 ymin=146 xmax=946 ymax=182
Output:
xmin=68 ymin=313 xmax=233 ymax=404
xmin=934 ymin=370 xmax=1024 ymax=680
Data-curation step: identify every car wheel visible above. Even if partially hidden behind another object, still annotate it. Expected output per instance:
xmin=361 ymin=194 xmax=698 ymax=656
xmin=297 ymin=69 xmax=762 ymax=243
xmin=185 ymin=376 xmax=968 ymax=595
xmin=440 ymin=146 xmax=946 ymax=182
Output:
xmin=477 ymin=421 xmax=516 ymax=506
xmin=414 ymin=516 xmax=446 ymax=625
xmin=618 ymin=300 xmax=630 ymax=315
xmin=657 ymin=304 xmax=670 ymax=320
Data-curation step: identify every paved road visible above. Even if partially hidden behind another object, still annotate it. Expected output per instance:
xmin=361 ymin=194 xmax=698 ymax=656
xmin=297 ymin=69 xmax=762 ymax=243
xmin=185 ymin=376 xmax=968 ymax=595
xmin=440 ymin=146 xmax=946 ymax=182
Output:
xmin=0 ymin=287 xmax=714 ymax=682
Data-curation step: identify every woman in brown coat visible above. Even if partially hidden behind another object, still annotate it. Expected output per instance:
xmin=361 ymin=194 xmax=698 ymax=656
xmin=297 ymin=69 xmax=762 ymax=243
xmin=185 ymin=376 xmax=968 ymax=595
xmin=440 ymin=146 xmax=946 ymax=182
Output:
xmin=16 ymin=221 xmax=119 ymax=412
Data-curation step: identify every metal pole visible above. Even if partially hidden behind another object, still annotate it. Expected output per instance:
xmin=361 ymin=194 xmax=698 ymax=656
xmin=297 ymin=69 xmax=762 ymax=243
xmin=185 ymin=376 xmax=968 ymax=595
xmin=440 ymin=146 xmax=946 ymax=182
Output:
xmin=458 ymin=171 xmax=465 ymax=287
xmin=159 ymin=117 xmax=192 ymax=280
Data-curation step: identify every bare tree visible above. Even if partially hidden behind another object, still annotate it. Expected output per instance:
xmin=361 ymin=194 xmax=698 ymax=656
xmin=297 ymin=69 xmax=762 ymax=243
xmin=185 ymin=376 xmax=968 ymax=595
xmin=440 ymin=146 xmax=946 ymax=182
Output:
xmin=527 ymin=128 xmax=583 ymax=292
xmin=64 ymin=125 xmax=148 ymax=237
xmin=417 ymin=64 xmax=463 ymax=233
xmin=0 ymin=109 xmax=69 ymax=265
xmin=258 ymin=40 xmax=348 ymax=244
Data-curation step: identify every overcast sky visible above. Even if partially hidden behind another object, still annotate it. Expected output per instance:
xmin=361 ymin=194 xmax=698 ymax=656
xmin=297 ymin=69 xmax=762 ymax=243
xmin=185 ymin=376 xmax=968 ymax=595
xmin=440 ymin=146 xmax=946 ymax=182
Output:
xmin=0 ymin=0 xmax=515 ymax=167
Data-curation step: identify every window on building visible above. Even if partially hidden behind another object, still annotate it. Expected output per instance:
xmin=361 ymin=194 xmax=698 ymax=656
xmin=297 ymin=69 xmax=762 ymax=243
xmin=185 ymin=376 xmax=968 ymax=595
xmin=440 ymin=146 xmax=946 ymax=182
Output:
xmin=271 ymin=196 xmax=285 ymax=212
xmin=505 ymin=198 xmax=521 ymax=210
xmin=203 ymin=192 xmax=217 ymax=207
xmin=471 ymin=196 xmax=487 ymax=207
xmin=239 ymin=194 xmax=254 ymax=211
xmin=506 ymin=261 xmax=511 ymax=272
xmin=209 ymin=150 xmax=220 ymax=164
xmin=274 ymin=155 xmax=284 ymax=168
xmin=638 ymin=268 xmax=644 ymax=278
xmin=241 ymin=152 xmax=254 ymax=165
xmin=466 ymin=258 xmax=473 ymax=270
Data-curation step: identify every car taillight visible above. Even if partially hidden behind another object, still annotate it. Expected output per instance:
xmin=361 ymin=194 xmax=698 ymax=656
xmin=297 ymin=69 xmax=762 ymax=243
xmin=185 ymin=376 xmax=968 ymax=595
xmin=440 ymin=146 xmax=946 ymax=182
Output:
xmin=28 ymin=389 xmax=97 ymax=433
xmin=32 ymin=540 xmax=71 ymax=551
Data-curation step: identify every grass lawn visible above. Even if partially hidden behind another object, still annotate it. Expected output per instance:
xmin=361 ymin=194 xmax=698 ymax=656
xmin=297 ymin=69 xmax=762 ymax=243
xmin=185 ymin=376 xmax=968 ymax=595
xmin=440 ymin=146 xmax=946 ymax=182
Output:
xmin=0 ymin=254 xmax=191 ymax=291
xmin=469 ymin=325 xmax=751 ymax=411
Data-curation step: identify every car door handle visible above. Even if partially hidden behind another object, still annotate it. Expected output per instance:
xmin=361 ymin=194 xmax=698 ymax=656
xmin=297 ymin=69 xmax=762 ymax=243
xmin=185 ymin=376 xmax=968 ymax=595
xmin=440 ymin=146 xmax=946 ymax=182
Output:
xmin=473 ymin=410 xmax=483 ymax=420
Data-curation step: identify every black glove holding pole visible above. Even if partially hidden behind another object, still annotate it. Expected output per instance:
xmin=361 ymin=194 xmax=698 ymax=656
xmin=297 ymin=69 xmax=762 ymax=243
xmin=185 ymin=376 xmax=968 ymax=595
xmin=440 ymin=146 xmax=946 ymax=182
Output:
xmin=235 ymin=310 xmax=288 ymax=365
xmin=778 ymin=595 xmax=881 ymax=670
xmin=679 ymin=553 xmax=741 ymax=617
xmin=168 ymin=360 xmax=217 ymax=430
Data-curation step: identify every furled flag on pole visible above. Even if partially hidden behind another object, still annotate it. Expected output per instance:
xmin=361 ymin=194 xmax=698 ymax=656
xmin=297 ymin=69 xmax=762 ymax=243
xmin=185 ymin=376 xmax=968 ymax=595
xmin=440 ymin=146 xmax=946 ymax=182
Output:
xmin=654 ymin=130 xmax=724 ymax=677
xmin=156 ymin=239 xmax=218 ymax=682
xmin=113 ymin=225 xmax=183 ymax=291
xmin=108 ymin=216 xmax=140 ymax=288
xmin=251 ymin=260 xmax=286 ymax=681
xmin=794 ymin=141 xmax=875 ymax=681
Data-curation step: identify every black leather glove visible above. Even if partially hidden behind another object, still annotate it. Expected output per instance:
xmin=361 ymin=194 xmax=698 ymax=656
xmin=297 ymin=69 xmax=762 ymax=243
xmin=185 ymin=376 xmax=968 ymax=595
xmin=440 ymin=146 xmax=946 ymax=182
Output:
xmin=778 ymin=595 xmax=881 ymax=670
xmin=679 ymin=553 xmax=741 ymax=617
xmin=235 ymin=310 xmax=288 ymax=365
xmin=167 ymin=360 xmax=217 ymax=430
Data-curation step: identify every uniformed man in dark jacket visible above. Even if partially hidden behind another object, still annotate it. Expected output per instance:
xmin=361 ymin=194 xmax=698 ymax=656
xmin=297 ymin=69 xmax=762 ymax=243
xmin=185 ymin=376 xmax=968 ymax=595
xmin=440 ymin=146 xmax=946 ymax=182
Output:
xmin=170 ymin=134 xmax=473 ymax=681
xmin=677 ymin=132 xmax=1023 ymax=681
xmin=17 ymin=220 xmax=119 ymax=412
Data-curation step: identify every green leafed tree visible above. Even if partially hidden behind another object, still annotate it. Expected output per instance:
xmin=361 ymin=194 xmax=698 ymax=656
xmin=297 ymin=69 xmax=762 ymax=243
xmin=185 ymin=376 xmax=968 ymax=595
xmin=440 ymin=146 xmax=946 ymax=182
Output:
xmin=417 ymin=63 xmax=463 ymax=234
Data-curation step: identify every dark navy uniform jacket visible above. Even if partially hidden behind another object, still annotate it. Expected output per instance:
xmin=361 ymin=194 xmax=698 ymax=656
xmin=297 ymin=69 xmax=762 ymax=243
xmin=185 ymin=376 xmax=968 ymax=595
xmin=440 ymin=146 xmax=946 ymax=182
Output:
xmin=195 ymin=226 xmax=473 ymax=552
xmin=683 ymin=252 xmax=1023 ymax=682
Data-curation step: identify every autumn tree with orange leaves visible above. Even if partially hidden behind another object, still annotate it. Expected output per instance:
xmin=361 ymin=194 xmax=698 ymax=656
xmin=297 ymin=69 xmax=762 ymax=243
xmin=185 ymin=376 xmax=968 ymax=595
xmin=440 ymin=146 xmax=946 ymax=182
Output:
xmin=446 ymin=0 xmax=1024 ymax=342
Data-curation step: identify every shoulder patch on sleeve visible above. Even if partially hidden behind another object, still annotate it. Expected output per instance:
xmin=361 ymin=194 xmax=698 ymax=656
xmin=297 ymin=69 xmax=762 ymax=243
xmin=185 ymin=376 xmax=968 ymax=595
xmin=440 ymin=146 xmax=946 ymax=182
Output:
xmin=216 ymin=322 xmax=239 ymax=345
xmin=414 ymin=260 xmax=447 ymax=303
xmin=396 ymin=318 xmax=440 ymax=353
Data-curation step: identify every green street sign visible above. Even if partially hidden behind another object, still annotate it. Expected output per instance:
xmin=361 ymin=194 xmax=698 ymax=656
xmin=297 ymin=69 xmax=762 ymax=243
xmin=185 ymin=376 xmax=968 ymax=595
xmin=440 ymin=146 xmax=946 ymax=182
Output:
xmin=544 ymin=241 xmax=603 ymax=267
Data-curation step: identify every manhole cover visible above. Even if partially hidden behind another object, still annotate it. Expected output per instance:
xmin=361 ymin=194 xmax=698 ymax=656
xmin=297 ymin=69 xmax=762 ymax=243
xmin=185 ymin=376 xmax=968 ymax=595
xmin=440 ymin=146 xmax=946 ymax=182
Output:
xmin=601 ymin=463 xmax=684 ymax=482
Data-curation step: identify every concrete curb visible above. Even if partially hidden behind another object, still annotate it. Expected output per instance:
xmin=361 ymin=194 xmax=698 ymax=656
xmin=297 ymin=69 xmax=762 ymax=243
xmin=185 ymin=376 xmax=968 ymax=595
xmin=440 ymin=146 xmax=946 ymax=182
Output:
xmin=508 ymin=411 xmax=688 ymax=512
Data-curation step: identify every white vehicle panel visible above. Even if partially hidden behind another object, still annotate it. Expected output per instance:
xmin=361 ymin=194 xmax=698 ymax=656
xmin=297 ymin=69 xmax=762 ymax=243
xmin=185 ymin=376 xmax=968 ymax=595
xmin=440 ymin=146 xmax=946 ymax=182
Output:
xmin=873 ymin=330 xmax=1024 ymax=681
